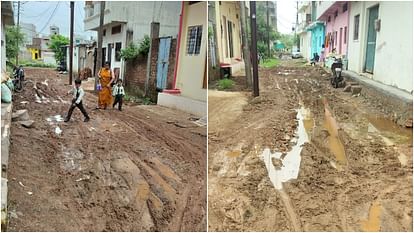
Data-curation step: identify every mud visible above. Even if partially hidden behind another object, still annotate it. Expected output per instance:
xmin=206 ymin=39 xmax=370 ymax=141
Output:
xmin=6 ymin=68 xmax=206 ymax=231
xmin=208 ymin=60 xmax=412 ymax=231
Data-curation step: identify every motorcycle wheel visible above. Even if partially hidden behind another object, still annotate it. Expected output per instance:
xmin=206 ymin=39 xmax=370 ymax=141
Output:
xmin=14 ymin=80 xmax=23 ymax=92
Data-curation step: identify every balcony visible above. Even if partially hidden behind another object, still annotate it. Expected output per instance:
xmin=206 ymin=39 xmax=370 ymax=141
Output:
xmin=83 ymin=2 xmax=126 ymax=31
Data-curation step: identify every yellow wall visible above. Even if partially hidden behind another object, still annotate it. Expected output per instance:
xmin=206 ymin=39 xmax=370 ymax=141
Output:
xmin=214 ymin=1 xmax=243 ymax=64
xmin=28 ymin=48 xmax=40 ymax=60
xmin=175 ymin=2 xmax=207 ymax=102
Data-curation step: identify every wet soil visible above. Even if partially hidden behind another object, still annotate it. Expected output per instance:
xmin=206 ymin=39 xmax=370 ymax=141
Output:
xmin=6 ymin=68 xmax=206 ymax=231
xmin=208 ymin=59 xmax=412 ymax=231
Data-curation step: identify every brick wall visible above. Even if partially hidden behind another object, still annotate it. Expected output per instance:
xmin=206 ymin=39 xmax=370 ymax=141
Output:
xmin=124 ymin=38 xmax=177 ymax=102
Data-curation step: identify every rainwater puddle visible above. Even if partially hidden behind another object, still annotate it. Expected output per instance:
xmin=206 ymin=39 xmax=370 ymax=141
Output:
xmin=261 ymin=107 xmax=309 ymax=190
xmin=324 ymin=102 xmax=347 ymax=166
xmin=366 ymin=115 xmax=412 ymax=145
xmin=361 ymin=201 xmax=382 ymax=231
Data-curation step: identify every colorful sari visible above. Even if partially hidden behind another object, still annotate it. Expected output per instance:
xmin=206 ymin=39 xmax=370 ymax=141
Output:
xmin=98 ymin=68 xmax=113 ymax=109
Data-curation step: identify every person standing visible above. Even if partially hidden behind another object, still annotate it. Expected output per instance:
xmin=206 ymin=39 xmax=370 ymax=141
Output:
xmin=112 ymin=79 xmax=125 ymax=111
xmin=97 ymin=61 xmax=115 ymax=109
xmin=64 ymin=79 xmax=90 ymax=122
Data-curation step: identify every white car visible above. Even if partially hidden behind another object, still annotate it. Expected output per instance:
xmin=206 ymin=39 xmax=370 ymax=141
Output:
xmin=291 ymin=50 xmax=303 ymax=59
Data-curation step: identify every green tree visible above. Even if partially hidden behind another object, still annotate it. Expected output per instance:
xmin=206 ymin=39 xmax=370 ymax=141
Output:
xmin=255 ymin=3 xmax=280 ymax=58
xmin=279 ymin=34 xmax=294 ymax=51
xmin=49 ymin=34 xmax=69 ymax=63
xmin=5 ymin=26 xmax=25 ymax=63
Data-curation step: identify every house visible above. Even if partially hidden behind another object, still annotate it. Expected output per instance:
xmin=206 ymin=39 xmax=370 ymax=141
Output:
xmin=26 ymin=36 xmax=56 ymax=65
xmin=346 ymin=1 xmax=413 ymax=93
xmin=212 ymin=1 xmax=244 ymax=75
xmin=316 ymin=1 xmax=349 ymax=67
xmin=1 ymin=1 xmax=14 ymax=71
xmin=298 ymin=1 xmax=312 ymax=60
xmin=305 ymin=2 xmax=325 ymax=61
xmin=157 ymin=1 xmax=207 ymax=117
xmin=66 ymin=41 xmax=96 ymax=76
xmin=83 ymin=1 xmax=181 ymax=79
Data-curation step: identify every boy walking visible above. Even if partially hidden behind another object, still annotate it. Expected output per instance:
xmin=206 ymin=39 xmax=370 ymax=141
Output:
xmin=64 ymin=79 xmax=90 ymax=122
xmin=112 ymin=79 xmax=125 ymax=111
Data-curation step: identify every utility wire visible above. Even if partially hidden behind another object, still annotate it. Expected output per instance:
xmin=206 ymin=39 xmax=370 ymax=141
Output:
xmin=38 ymin=2 xmax=60 ymax=33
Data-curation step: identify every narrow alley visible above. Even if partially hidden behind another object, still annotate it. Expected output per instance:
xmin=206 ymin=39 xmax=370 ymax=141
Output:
xmin=208 ymin=60 xmax=412 ymax=231
xmin=6 ymin=68 xmax=206 ymax=231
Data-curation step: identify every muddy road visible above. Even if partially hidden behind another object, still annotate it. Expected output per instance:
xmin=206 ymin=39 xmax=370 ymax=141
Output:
xmin=208 ymin=60 xmax=412 ymax=231
xmin=6 ymin=68 xmax=206 ymax=231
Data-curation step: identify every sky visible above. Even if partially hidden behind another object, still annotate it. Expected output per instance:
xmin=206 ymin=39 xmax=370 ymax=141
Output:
xmin=14 ymin=0 xmax=297 ymax=38
xmin=14 ymin=1 xmax=95 ymax=39
xmin=276 ymin=0 xmax=297 ymax=34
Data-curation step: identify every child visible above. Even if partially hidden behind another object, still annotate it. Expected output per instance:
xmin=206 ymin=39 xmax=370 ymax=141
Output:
xmin=112 ymin=79 xmax=125 ymax=111
xmin=64 ymin=79 xmax=90 ymax=122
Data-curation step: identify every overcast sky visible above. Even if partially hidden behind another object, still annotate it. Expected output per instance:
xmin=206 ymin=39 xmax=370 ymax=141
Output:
xmin=15 ymin=1 xmax=95 ymax=39
xmin=15 ymin=1 xmax=297 ymax=38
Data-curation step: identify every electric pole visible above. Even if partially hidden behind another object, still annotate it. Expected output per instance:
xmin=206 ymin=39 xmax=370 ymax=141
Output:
xmin=69 ymin=1 xmax=74 ymax=85
xmin=16 ymin=1 xmax=21 ymax=65
xmin=239 ymin=1 xmax=252 ymax=87
xmin=266 ymin=1 xmax=270 ymax=59
xmin=296 ymin=1 xmax=299 ymax=49
xmin=250 ymin=1 xmax=259 ymax=97
xmin=96 ymin=1 xmax=105 ymax=91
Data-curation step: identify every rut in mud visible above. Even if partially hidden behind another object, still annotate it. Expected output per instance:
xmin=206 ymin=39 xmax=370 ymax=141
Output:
xmin=208 ymin=60 xmax=412 ymax=231
xmin=6 ymin=68 xmax=206 ymax=231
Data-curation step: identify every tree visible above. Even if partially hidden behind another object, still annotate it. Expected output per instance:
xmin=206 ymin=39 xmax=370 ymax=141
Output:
xmin=5 ymin=26 xmax=25 ymax=63
xmin=49 ymin=34 xmax=69 ymax=63
xmin=255 ymin=3 xmax=280 ymax=58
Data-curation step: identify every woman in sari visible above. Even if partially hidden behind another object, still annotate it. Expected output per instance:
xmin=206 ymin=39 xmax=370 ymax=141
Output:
xmin=97 ymin=61 xmax=116 ymax=109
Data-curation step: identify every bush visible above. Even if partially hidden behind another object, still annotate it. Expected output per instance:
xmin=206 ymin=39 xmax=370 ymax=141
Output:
xmin=218 ymin=78 xmax=234 ymax=90
xmin=120 ymin=35 xmax=151 ymax=61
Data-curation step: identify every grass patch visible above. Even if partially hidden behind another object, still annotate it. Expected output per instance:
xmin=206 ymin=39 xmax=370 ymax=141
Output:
xmin=20 ymin=59 xmax=57 ymax=68
xmin=218 ymin=78 xmax=235 ymax=90
xmin=260 ymin=58 xmax=279 ymax=68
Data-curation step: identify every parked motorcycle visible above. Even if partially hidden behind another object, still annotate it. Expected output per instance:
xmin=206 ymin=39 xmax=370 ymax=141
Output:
xmin=330 ymin=57 xmax=345 ymax=88
xmin=13 ymin=65 xmax=25 ymax=92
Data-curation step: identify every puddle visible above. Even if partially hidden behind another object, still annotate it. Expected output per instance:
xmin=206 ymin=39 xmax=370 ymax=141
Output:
xmin=323 ymin=101 xmax=347 ymax=165
xmin=366 ymin=115 xmax=412 ymax=145
xmin=261 ymin=108 xmax=309 ymax=190
xmin=361 ymin=200 xmax=382 ymax=231
xmin=300 ymin=107 xmax=314 ymax=140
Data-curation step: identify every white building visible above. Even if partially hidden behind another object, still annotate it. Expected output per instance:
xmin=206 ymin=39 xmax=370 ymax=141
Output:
xmin=83 ymin=1 xmax=181 ymax=79
xmin=1 ymin=1 xmax=14 ymax=71
xmin=298 ymin=1 xmax=312 ymax=60
xmin=347 ymin=1 xmax=413 ymax=93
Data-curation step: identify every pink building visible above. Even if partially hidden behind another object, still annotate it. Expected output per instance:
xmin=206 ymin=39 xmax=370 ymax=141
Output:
xmin=317 ymin=1 xmax=349 ymax=57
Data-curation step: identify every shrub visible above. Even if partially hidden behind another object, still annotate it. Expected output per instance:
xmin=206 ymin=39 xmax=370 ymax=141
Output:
xmin=218 ymin=78 xmax=234 ymax=90
xmin=120 ymin=35 xmax=151 ymax=61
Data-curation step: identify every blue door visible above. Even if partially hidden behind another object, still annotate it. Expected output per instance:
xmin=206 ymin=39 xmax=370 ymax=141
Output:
xmin=365 ymin=5 xmax=379 ymax=73
xmin=156 ymin=37 xmax=172 ymax=89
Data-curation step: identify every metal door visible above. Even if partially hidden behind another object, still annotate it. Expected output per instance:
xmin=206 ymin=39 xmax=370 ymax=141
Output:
xmin=365 ymin=5 xmax=379 ymax=73
xmin=156 ymin=37 xmax=171 ymax=89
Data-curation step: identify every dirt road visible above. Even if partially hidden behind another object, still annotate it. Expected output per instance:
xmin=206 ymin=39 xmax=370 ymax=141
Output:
xmin=6 ymin=68 xmax=206 ymax=231
xmin=208 ymin=60 xmax=412 ymax=231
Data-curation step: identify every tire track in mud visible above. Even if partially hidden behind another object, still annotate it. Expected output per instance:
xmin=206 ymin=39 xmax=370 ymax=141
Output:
xmin=278 ymin=189 xmax=302 ymax=231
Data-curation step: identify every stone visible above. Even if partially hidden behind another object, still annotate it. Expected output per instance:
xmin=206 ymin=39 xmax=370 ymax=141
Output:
xmin=343 ymin=85 xmax=352 ymax=92
xmin=19 ymin=120 xmax=34 ymax=128
xmin=12 ymin=109 xmax=29 ymax=122
xmin=271 ymin=157 xmax=283 ymax=170
xmin=405 ymin=118 xmax=413 ymax=128
xmin=351 ymin=86 xmax=363 ymax=95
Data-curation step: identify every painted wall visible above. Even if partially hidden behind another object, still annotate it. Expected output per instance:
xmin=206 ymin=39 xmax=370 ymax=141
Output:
xmin=1 ymin=21 xmax=6 ymax=71
xmin=310 ymin=23 xmax=325 ymax=58
xmin=175 ymin=2 xmax=207 ymax=102
xmin=214 ymin=1 xmax=242 ymax=64
xmin=347 ymin=1 xmax=413 ymax=93
xmin=321 ymin=2 xmax=349 ymax=56
xmin=299 ymin=31 xmax=312 ymax=60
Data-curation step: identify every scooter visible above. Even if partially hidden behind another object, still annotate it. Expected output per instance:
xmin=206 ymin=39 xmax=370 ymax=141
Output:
xmin=330 ymin=57 xmax=345 ymax=88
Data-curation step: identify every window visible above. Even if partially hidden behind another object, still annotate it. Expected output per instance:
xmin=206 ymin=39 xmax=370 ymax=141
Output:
xmin=187 ymin=25 xmax=203 ymax=55
xmin=328 ymin=16 xmax=331 ymax=22
xmin=344 ymin=26 xmax=347 ymax=44
xmin=343 ymin=3 xmax=348 ymax=13
xmin=115 ymin=42 xmax=122 ymax=61
xmin=112 ymin=25 xmax=121 ymax=34
xmin=103 ymin=29 xmax=106 ymax=36
xmin=354 ymin=15 xmax=360 ymax=40
xmin=334 ymin=10 xmax=338 ymax=18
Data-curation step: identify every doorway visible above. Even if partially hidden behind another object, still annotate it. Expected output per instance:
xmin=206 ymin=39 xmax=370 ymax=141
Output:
xmin=364 ymin=5 xmax=379 ymax=73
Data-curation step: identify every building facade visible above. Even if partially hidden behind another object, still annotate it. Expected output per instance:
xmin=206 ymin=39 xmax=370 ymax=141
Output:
xmin=1 ymin=1 xmax=14 ymax=71
xmin=317 ymin=1 xmax=349 ymax=57
xmin=83 ymin=1 xmax=181 ymax=79
xmin=347 ymin=1 xmax=413 ymax=93
xmin=298 ymin=1 xmax=312 ymax=60
xmin=158 ymin=1 xmax=207 ymax=116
